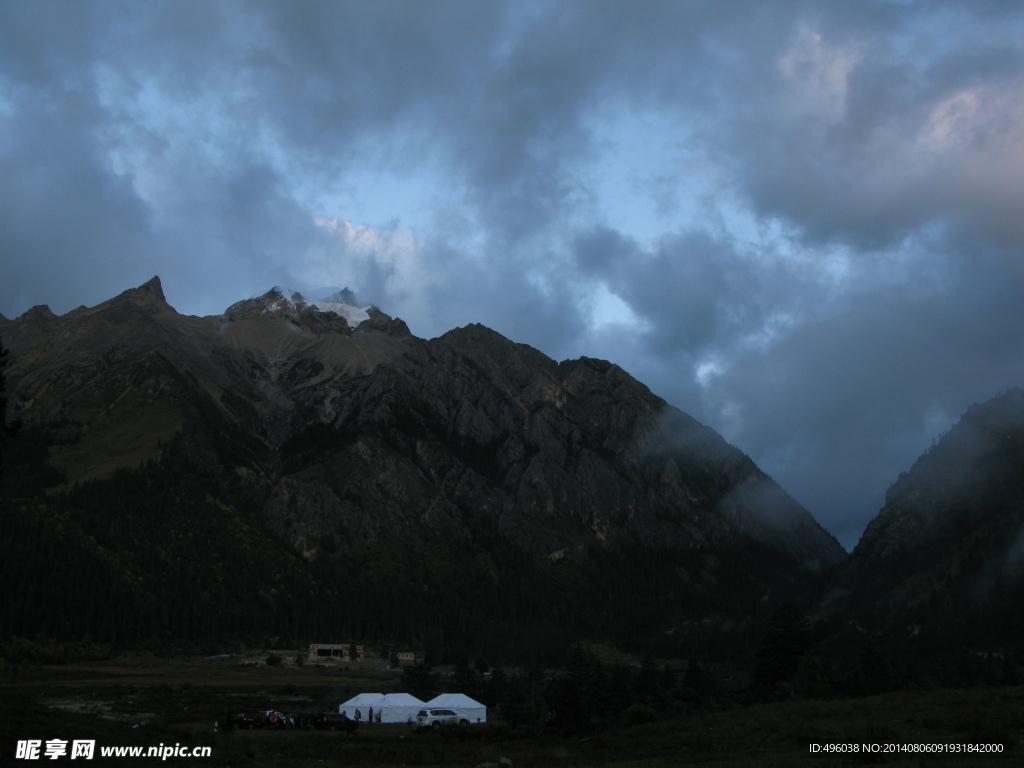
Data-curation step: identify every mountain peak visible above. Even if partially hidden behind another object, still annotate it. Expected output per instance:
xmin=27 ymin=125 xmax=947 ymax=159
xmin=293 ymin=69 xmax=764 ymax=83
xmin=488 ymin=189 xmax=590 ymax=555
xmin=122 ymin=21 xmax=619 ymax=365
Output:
xmin=139 ymin=275 xmax=165 ymax=300
xmin=23 ymin=304 xmax=56 ymax=320
xmin=318 ymin=287 xmax=359 ymax=306
xmin=106 ymin=276 xmax=172 ymax=314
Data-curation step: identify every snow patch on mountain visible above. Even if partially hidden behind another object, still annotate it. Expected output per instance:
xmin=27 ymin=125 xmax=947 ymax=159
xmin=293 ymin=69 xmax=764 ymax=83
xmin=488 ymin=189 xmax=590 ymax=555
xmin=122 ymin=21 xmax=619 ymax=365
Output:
xmin=251 ymin=286 xmax=371 ymax=326
xmin=261 ymin=286 xmax=306 ymax=314
xmin=310 ymin=301 xmax=370 ymax=325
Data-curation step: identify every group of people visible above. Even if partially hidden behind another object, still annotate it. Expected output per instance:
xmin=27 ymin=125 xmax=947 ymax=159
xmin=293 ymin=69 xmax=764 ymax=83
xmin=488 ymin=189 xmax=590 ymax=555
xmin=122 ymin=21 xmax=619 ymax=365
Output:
xmin=351 ymin=707 xmax=382 ymax=724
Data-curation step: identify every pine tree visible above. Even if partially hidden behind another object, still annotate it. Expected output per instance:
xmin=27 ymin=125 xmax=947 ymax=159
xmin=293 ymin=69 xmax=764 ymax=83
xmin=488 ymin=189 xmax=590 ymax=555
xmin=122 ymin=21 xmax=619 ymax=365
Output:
xmin=401 ymin=663 xmax=439 ymax=701
xmin=0 ymin=337 xmax=18 ymax=485
xmin=680 ymin=657 xmax=709 ymax=706
xmin=452 ymin=658 xmax=479 ymax=698
xmin=752 ymin=603 xmax=810 ymax=694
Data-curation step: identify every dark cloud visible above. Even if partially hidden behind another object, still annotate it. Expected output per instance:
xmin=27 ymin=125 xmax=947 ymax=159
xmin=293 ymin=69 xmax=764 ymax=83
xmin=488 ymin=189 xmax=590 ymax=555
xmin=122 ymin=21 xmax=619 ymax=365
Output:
xmin=0 ymin=68 xmax=153 ymax=312
xmin=2 ymin=0 xmax=1023 ymax=547
xmin=716 ymin=5 xmax=1024 ymax=253
xmin=571 ymin=226 xmax=813 ymax=364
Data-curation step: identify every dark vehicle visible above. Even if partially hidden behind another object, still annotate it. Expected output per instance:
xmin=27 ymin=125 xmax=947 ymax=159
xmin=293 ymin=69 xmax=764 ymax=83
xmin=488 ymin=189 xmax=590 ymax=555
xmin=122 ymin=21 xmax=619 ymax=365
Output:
xmin=315 ymin=712 xmax=359 ymax=733
xmin=232 ymin=712 xmax=259 ymax=730
xmin=291 ymin=711 xmax=319 ymax=730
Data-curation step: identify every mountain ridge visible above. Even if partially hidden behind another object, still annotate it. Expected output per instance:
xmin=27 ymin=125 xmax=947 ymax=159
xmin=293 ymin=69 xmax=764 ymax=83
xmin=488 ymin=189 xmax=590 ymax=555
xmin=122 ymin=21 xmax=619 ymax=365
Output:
xmin=1 ymin=277 xmax=844 ymax=659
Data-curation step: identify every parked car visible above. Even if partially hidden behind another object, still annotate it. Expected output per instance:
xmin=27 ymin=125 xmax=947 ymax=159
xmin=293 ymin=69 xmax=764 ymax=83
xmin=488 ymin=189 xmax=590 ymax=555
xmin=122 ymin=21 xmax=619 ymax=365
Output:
xmin=290 ymin=711 xmax=319 ymax=730
xmin=415 ymin=708 xmax=468 ymax=728
xmin=231 ymin=712 xmax=259 ymax=730
xmin=315 ymin=712 xmax=359 ymax=733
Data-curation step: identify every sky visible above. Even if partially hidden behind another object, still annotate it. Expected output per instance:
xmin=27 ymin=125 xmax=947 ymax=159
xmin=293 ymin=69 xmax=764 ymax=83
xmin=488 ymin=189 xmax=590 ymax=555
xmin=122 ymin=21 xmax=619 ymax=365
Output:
xmin=3 ymin=0 xmax=1024 ymax=549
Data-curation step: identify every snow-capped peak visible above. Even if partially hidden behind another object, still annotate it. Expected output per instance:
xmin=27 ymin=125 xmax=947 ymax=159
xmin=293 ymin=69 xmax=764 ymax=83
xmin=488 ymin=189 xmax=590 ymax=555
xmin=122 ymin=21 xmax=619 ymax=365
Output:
xmin=260 ymin=286 xmax=306 ymax=313
xmin=242 ymin=285 xmax=371 ymax=326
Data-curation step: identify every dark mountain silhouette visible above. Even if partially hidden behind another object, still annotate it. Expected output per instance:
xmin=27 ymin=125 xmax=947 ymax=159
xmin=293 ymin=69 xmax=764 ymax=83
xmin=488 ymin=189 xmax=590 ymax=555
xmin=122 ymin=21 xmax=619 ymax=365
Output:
xmin=1 ymin=277 xmax=843 ymax=661
xmin=791 ymin=388 xmax=1024 ymax=695
xmin=837 ymin=388 xmax=1024 ymax=651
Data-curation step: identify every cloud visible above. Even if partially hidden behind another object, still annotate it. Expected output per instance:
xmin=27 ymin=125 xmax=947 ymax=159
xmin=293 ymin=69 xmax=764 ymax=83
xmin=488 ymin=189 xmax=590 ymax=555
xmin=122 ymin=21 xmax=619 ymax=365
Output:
xmin=2 ymin=0 xmax=1024 ymax=548
xmin=0 ymin=66 xmax=153 ymax=313
xmin=720 ymin=7 xmax=1024 ymax=252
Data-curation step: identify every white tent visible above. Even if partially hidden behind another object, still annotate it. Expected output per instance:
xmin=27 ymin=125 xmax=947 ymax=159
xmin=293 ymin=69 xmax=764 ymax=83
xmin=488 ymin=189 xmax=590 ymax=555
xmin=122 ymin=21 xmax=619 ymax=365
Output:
xmin=338 ymin=692 xmax=425 ymax=724
xmin=377 ymin=692 xmax=427 ymax=724
xmin=424 ymin=693 xmax=487 ymax=724
xmin=338 ymin=693 xmax=383 ymax=722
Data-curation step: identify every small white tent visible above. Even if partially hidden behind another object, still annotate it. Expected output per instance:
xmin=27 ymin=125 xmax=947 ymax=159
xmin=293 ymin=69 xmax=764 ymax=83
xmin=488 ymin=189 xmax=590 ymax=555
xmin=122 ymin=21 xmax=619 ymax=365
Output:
xmin=338 ymin=692 xmax=425 ymax=724
xmin=424 ymin=693 xmax=487 ymax=724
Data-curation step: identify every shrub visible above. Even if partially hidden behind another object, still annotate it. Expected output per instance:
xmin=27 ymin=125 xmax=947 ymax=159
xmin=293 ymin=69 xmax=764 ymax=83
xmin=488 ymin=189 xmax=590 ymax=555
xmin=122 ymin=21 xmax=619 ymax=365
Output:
xmin=622 ymin=703 xmax=659 ymax=726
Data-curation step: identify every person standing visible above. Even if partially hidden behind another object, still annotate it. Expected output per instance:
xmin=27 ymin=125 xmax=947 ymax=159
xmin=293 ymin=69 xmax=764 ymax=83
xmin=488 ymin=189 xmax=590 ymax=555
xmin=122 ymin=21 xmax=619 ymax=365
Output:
xmin=368 ymin=706 xmax=373 ymax=724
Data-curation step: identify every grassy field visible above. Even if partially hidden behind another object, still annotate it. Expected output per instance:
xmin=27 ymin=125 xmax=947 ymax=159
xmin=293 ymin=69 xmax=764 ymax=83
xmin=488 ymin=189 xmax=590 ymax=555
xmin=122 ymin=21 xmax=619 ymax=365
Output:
xmin=2 ymin=652 xmax=1023 ymax=767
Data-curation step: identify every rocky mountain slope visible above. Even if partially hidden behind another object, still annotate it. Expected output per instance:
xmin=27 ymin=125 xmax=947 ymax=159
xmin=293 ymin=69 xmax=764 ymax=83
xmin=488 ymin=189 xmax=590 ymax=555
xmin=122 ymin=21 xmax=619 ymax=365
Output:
xmin=272 ymin=321 xmax=842 ymax=567
xmin=0 ymin=277 xmax=844 ymax=659
xmin=835 ymin=387 xmax=1024 ymax=652
xmin=1 ymin=278 xmax=412 ymax=482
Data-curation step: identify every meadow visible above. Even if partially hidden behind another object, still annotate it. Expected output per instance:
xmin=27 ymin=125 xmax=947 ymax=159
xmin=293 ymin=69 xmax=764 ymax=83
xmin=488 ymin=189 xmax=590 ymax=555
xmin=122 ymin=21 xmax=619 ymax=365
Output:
xmin=2 ymin=652 xmax=1022 ymax=767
